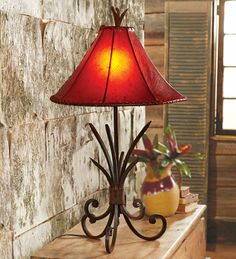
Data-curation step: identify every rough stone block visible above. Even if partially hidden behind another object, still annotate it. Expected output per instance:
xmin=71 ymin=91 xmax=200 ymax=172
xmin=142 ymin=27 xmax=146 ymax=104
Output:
xmin=43 ymin=21 xmax=98 ymax=119
xmin=0 ymin=226 xmax=12 ymax=259
xmin=0 ymin=127 xmax=11 ymax=229
xmin=0 ymin=11 xmax=43 ymax=127
xmin=0 ymin=12 xmax=101 ymax=127
xmin=13 ymin=204 xmax=79 ymax=259
xmin=96 ymin=111 xmax=113 ymax=190
xmin=132 ymin=107 xmax=146 ymax=146
xmin=132 ymin=107 xmax=146 ymax=197
xmin=73 ymin=113 xmax=102 ymax=200
xmin=118 ymin=109 xmax=135 ymax=198
xmin=13 ymin=189 xmax=108 ymax=259
xmin=119 ymin=109 xmax=132 ymax=153
xmin=0 ymin=0 xmax=42 ymax=18
xmin=11 ymin=117 xmax=82 ymax=238
xmin=43 ymin=0 xmax=95 ymax=28
xmin=125 ymin=0 xmax=145 ymax=37
xmin=45 ymin=117 xmax=77 ymax=212
xmin=10 ymin=122 xmax=46 ymax=236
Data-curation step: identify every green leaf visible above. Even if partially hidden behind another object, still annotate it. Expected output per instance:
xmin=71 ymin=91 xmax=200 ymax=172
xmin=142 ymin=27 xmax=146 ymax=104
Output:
xmin=195 ymin=152 xmax=204 ymax=160
xmin=165 ymin=124 xmax=174 ymax=136
xmin=153 ymin=134 xmax=159 ymax=149
xmin=152 ymin=148 xmax=164 ymax=156
xmin=157 ymin=142 xmax=170 ymax=155
xmin=175 ymin=160 xmax=191 ymax=178
xmin=159 ymin=158 xmax=171 ymax=169
xmin=165 ymin=124 xmax=179 ymax=156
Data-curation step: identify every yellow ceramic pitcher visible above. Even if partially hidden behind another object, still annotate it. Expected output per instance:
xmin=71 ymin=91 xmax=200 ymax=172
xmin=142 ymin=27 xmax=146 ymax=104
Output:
xmin=141 ymin=163 xmax=182 ymax=216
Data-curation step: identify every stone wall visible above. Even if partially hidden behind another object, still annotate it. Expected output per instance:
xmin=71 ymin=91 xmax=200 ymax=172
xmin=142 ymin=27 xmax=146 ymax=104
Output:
xmin=0 ymin=1 xmax=145 ymax=258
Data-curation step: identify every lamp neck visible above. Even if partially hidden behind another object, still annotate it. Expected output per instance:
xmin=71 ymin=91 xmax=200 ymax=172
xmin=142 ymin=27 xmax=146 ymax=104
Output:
xmin=113 ymin=106 xmax=119 ymax=158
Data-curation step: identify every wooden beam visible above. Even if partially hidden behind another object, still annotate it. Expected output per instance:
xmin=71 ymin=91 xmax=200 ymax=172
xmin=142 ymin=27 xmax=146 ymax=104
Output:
xmin=207 ymin=218 xmax=236 ymax=243
xmin=209 ymin=139 xmax=236 ymax=155
xmin=209 ymin=155 xmax=236 ymax=188
xmin=145 ymin=13 xmax=164 ymax=46
xmin=145 ymin=0 xmax=165 ymax=14
xmin=145 ymin=45 xmax=164 ymax=75
xmin=146 ymin=106 xmax=164 ymax=128
xmin=208 ymin=188 xmax=236 ymax=218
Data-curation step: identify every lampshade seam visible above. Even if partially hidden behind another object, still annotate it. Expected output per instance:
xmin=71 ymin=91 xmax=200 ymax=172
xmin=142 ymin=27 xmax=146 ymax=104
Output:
xmin=126 ymin=29 xmax=157 ymax=103
xmin=102 ymin=30 xmax=115 ymax=103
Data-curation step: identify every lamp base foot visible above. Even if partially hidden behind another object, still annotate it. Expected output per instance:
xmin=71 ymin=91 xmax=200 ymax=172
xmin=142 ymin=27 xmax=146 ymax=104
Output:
xmin=81 ymin=197 xmax=167 ymax=253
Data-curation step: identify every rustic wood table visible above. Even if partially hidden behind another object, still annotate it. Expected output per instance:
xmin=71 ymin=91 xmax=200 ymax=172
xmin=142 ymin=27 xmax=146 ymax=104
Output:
xmin=31 ymin=205 xmax=206 ymax=259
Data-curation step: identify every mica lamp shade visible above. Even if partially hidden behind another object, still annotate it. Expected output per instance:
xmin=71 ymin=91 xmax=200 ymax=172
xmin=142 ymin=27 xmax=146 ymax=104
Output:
xmin=50 ymin=26 xmax=186 ymax=106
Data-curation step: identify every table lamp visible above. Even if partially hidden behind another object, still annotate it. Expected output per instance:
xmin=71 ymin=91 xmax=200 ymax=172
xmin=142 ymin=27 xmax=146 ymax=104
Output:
xmin=50 ymin=7 xmax=186 ymax=253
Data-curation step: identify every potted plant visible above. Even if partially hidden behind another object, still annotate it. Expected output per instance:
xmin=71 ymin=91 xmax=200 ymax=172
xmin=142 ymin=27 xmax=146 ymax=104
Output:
xmin=132 ymin=125 xmax=193 ymax=217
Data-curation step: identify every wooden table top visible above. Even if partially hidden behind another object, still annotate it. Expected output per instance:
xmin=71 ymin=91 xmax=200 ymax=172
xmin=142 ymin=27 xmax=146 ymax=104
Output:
xmin=31 ymin=205 xmax=206 ymax=259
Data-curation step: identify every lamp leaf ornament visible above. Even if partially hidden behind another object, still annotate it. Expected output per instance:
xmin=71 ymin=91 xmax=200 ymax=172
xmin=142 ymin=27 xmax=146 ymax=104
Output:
xmin=111 ymin=6 xmax=128 ymax=26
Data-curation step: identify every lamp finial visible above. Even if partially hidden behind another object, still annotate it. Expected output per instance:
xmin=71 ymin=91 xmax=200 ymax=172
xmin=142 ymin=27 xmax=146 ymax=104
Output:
xmin=111 ymin=6 xmax=128 ymax=27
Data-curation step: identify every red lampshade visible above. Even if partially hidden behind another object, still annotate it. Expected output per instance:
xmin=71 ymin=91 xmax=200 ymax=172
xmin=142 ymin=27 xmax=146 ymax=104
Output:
xmin=50 ymin=26 xmax=186 ymax=106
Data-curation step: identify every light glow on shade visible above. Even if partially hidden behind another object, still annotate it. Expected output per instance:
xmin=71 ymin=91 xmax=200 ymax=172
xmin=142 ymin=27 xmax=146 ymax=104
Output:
xmin=96 ymin=48 xmax=132 ymax=79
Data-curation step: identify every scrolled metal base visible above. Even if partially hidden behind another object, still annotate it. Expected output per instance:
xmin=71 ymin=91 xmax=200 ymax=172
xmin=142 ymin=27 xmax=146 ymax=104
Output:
xmin=81 ymin=197 xmax=167 ymax=253
xmin=81 ymin=108 xmax=167 ymax=253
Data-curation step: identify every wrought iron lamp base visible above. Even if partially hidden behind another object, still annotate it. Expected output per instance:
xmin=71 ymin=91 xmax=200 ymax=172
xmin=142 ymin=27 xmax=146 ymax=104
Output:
xmin=81 ymin=107 xmax=167 ymax=253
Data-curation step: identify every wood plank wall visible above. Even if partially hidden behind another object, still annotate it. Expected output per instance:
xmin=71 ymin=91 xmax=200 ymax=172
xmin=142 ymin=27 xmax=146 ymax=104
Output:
xmin=208 ymin=137 xmax=236 ymax=243
xmin=145 ymin=0 xmax=165 ymax=141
